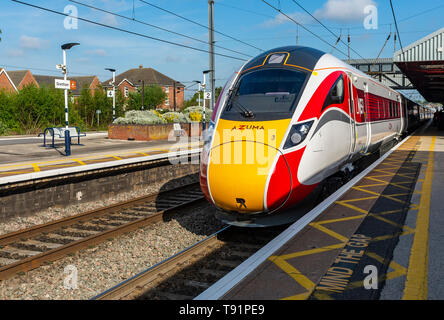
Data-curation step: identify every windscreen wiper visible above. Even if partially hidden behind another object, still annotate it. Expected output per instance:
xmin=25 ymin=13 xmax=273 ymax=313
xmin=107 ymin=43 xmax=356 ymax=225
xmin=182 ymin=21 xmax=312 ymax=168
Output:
xmin=226 ymin=88 xmax=255 ymax=118
xmin=232 ymin=100 xmax=255 ymax=118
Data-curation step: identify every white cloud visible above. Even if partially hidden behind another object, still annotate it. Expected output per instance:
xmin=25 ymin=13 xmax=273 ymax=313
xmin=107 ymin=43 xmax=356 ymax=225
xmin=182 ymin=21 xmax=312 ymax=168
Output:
xmin=164 ymin=55 xmax=182 ymax=63
xmin=87 ymin=49 xmax=107 ymax=56
xmin=19 ymin=35 xmax=48 ymax=50
xmin=101 ymin=13 xmax=118 ymax=27
xmin=314 ymin=0 xmax=377 ymax=22
xmin=7 ymin=49 xmax=24 ymax=58
xmin=262 ymin=12 xmax=312 ymax=27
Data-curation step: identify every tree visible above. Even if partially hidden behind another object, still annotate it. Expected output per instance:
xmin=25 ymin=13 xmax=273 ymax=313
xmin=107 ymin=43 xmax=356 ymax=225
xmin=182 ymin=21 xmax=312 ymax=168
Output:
xmin=77 ymin=84 xmax=124 ymax=128
xmin=12 ymin=84 xmax=65 ymax=133
xmin=183 ymin=86 xmax=223 ymax=109
xmin=127 ymin=85 xmax=167 ymax=110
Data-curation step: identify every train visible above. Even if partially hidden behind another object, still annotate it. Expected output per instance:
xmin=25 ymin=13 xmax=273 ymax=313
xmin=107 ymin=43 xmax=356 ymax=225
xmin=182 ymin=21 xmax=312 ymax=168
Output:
xmin=199 ymin=46 xmax=432 ymax=227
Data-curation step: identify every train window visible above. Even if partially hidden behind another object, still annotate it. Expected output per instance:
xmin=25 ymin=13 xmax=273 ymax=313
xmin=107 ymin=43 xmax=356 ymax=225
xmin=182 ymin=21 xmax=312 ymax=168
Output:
xmin=322 ymin=75 xmax=344 ymax=111
xmin=224 ymin=68 xmax=308 ymax=117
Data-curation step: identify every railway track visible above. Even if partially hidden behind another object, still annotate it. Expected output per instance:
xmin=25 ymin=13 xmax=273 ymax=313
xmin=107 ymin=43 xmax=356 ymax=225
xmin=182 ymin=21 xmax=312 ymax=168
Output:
xmin=93 ymin=225 xmax=286 ymax=300
xmin=0 ymin=182 xmax=204 ymax=280
xmin=92 ymin=136 xmax=405 ymax=301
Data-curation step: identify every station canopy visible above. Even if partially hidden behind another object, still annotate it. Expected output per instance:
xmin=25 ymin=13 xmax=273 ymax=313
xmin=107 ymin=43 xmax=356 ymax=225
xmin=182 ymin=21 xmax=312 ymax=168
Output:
xmin=394 ymin=28 xmax=444 ymax=103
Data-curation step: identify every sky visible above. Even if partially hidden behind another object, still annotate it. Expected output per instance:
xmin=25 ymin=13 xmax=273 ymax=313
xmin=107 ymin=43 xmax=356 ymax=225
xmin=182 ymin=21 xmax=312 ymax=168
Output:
xmin=0 ymin=0 xmax=443 ymax=98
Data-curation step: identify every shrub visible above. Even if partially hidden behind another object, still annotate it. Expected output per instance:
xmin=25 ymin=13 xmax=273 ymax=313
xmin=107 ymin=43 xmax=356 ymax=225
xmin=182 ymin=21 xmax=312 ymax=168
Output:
xmin=113 ymin=110 xmax=166 ymax=125
xmin=182 ymin=106 xmax=212 ymax=122
xmin=161 ymin=112 xmax=189 ymax=123
xmin=0 ymin=120 xmax=8 ymax=135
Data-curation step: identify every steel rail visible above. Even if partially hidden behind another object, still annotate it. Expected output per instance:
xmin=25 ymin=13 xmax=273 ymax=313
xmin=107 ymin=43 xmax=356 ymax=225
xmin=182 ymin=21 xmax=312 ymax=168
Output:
xmin=93 ymin=226 xmax=231 ymax=300
xmin=0 ymin=183 xmax=204 ymax=280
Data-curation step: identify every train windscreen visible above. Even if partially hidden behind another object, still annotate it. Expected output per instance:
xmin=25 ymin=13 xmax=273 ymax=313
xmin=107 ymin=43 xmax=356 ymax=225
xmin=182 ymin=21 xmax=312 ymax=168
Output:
xmin=222 ymin=68 xmax=308 ymax=120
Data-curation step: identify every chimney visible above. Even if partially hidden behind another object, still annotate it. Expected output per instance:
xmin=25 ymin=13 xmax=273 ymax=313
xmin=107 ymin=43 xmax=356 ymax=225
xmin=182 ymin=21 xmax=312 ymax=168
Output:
xmin=139 ymin=65 xmax=143 ymax=69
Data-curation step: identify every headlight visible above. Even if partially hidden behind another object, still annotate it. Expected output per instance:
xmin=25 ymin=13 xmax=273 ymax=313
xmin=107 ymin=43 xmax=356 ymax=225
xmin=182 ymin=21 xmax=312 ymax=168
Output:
xmin=284 ymin=120 xmax=314 ymax=149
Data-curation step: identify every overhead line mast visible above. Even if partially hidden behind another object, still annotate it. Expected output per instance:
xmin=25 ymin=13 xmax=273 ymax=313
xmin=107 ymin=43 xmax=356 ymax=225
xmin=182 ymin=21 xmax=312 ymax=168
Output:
xmin=208 ymin=0 xmax=215 ymax=110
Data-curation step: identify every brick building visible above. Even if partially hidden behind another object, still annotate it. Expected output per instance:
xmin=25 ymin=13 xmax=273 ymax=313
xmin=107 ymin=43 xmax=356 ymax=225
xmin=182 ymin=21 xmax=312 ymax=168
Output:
xmin=102 ymin=66 xmax=185 ymax=110
xmin=0 ymin=68 xmax=18 ymax=93
xmin=7 ymin=70 xmax=39 ymax=90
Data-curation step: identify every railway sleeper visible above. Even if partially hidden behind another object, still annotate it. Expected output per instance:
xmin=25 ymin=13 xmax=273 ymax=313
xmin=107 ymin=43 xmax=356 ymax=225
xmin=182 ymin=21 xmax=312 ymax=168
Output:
xmin=0 ymin=246 xmax=42 ymax=258
xmin=0 ymin=257 xmax=20 ymax=266
xmin=61 ymin=227 xmax=101 ymax=237
xmin=106 ymin=214 xmax=140 ymax=221
xmin=148 ymin=291 xmax=193 ymax=300
xmin=14 ymin=239 xmax=63 ymax=250
xmin=131 ymin=206 xmax=157 ymax=212
xmin=35 ymin=233 xmax=82 ymax=244
xmin=49 ymin=230 xmax=84 ymax=244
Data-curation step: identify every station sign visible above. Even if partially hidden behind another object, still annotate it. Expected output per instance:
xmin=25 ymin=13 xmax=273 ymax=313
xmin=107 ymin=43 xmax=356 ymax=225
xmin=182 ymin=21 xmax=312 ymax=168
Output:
xmin=55 ymin=79 xmax=77 ymax=90
xmin=204 ymin=91 xmax=211 ymax=100
xmin=107 ymin=90 xmax=114 ymax=98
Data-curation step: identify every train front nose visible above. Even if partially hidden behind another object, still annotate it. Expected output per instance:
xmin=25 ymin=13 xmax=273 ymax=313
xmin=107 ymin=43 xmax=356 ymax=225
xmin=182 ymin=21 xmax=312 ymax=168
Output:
xmin=207 ymin=140 xmax=291 ymax=214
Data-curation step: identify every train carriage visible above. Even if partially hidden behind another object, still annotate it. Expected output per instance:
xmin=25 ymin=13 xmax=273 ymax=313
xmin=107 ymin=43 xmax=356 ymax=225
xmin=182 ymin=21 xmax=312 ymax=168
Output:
xmin=200 ymin=46 xmax=429 ymax=227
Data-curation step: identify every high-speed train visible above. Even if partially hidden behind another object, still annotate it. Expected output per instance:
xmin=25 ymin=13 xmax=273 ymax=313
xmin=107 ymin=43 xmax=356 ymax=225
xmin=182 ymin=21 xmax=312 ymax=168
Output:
xmin=200 ymin=46 xmax=430 ymax=226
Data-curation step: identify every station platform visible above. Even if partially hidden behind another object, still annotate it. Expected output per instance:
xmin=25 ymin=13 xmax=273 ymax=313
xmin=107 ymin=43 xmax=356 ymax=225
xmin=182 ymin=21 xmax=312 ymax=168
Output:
xmin=0 ymin=132 xmax=201 ymax=184
xmin=197 ymin=123 xmax=443 ymax=300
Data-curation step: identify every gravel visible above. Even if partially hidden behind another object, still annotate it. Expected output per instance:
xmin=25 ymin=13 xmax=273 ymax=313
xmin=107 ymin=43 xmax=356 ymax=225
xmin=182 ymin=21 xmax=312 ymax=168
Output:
xmin=0 ymin=202 xmax=225 ymax=300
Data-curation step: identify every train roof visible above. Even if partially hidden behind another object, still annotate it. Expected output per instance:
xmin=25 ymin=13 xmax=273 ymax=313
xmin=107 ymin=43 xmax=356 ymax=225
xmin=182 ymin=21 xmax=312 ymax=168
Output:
xmin=241 ymin=46 xmax=326 ymax=73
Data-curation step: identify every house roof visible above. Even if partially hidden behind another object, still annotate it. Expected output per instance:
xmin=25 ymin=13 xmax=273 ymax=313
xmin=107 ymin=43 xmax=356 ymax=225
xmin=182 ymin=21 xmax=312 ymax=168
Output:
xmin=34 ymin=74 xmax=98 ymax=95
xmin=0 ymin=68 xmax=18 ymax=92
xmin=7 ymin=70 xmax=29 ymax=88
xmin=103 ymin=67 xmax=184 ymax=88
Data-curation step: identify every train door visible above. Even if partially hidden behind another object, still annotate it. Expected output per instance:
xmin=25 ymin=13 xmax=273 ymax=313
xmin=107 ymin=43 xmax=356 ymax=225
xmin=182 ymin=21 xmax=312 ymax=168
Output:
xmin=363 ymin=82 xmax=371 ymax=154
xmin=347 ymin=73 xmax=357 ymax=156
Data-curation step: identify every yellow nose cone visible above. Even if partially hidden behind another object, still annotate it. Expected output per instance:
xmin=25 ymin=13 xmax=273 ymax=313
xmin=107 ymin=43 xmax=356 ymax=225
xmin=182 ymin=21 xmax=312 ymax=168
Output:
xmin=208 ymin=140 xmax=277 ymax=212
xmin=207 ymin=119 xmax=290 ymax=213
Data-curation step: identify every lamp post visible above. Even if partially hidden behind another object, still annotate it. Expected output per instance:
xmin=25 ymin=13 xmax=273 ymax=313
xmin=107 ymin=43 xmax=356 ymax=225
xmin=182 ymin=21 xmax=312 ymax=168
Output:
xmin=193 ymin=80 xmax=201 ymax=108
xmin=59 ymin=42 xmax=79 ymax=157
xmin=138 ymin=80 xmax=145 ymax=110
xmin=60 ymin=43 xmax=79 ymax=129
xmin=105 ymin=68 xmax=116 ymax=121
xmin=202 ymin=70 xmax=210 ymax=130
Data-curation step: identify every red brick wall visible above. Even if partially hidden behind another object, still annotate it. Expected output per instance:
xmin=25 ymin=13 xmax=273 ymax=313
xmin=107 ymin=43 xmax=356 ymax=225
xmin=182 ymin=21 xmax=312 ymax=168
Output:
xmin=0 ymin=72 xmax=16 ymax=93
xmin=117 ymin=80 xmax=136 ymax=98
xmin=109 ymin=123 xmax=203 ymax=141
xmin=89 ymin=76 xmax=101 ymax=96
xmin=18 ymin=71 xmax=39 ymax=89
xmin=161 ymin=86 xmax=185 ymax=111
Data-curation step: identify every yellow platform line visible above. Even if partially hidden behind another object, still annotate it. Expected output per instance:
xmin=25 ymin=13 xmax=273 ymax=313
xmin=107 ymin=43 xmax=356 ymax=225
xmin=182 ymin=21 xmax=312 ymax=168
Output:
xmin=0 ymin=142 xmax=202 ymax=171
xmin=309 ymin=223 xmax=349 ymax=242
xmin=316 ymin=214 xmax=366 ymax=225
xmin=334 ymin=201 xmax=369 ymax=215
xmin=276 ymin=243 xmax=345 ymax=261
xmin=403 ymin=136 xmax=435 ymax=300
xmin=268 ymin=256 xmax=315 ymax=295
xmin=32 ymin=164 xmax=40 ymax=172
xmin=73 ymin=159 xmax=86 ymax=165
